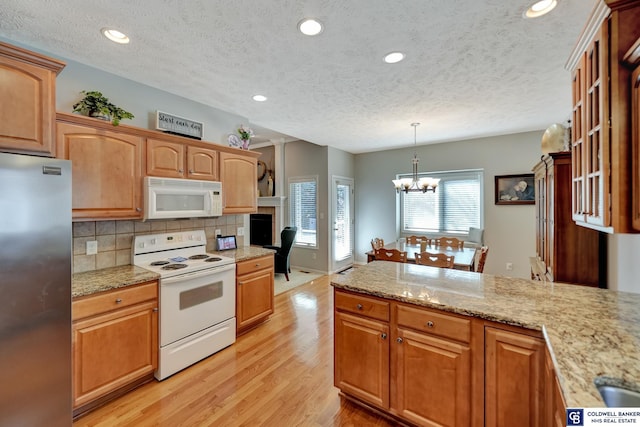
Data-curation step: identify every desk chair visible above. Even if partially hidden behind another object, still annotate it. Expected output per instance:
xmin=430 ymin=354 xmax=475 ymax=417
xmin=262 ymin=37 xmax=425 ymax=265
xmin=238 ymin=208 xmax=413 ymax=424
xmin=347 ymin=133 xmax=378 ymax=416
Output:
xmin=264 ymin=226 xmax=297 ymax=281
xmin=415 ymin=251 xmax=455 ymax=268
xmin=435 ymin=237 xmax=464 ymax=249
xmin=374 ymin=248 xmax=407 ymax=263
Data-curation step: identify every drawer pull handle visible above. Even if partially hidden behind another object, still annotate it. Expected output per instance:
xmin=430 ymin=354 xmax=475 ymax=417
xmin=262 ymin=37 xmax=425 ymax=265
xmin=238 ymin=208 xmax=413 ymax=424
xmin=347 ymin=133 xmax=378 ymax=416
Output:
xmin=381 ymin=333 xmax=387 ymax=340
xmin=356 ymin=303 xmax=363 ymax=310
xmin=153 ymin=308 xmax=159 ymax=312
xmin=255 ymin=263 xmax=260 ymax=267
xmin=397 ymin=337 xmax=403 ymax=344
xmin=427 ymin=321 xmax=434 ymax=328
xmin=115 ymin=298 xmax=123 ymax=304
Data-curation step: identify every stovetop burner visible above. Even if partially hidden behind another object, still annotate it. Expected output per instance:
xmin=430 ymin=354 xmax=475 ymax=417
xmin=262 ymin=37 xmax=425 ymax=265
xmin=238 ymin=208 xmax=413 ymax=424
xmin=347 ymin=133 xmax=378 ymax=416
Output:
xmin=151 ymin=260 xmax=170 ymax=266
xmin=205 ymin=257 xmax=223 ymax=262
xmin=188 ymin=254 xmax=210 ymax=260
xmin=161 ymin=264 xmax=188 ymax=270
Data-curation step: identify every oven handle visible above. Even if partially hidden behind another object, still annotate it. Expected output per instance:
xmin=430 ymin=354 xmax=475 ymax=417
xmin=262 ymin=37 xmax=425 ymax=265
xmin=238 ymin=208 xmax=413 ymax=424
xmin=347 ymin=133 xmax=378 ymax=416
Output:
xmin=160 ymin=262 xmax=236 ymax=285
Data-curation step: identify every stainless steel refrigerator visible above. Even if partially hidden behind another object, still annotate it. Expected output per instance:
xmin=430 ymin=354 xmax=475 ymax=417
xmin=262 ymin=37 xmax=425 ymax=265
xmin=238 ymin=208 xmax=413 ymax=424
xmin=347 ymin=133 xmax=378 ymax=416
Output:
xmin=0 ymin=152 xmax=72 ymax=426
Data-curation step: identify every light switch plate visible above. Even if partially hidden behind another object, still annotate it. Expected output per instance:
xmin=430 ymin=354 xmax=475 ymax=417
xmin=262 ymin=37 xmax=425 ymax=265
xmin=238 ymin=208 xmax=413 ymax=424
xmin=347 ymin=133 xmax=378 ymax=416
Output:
xmin=237 ymin=227 xmax=244 ymax=236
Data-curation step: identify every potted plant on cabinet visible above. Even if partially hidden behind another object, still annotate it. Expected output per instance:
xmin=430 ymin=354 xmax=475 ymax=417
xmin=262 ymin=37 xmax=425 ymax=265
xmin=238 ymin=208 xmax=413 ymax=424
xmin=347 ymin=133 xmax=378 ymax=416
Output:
xmin=72 ymin=90 xmax=134 ymax=126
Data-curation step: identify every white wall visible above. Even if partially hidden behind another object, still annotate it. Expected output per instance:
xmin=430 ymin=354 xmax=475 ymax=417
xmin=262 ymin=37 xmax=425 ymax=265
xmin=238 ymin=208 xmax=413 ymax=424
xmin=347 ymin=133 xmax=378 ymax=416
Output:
xmin=608 ymin=234 xmax=640 ymax=293
xmin=355 ymin=131 xmax=543 ymax=278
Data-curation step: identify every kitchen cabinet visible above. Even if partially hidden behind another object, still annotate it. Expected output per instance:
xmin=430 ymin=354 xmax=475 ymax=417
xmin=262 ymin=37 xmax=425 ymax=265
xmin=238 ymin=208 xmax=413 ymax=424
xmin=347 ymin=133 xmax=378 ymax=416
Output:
xmin=334 ymin=291 xmax=390 ymax=409
xmin=485 ymin=326 xmax=545 ymax=427
xmin=146 ymin=137 xmax=218 ymax=181
xmin=219 ymin=151 xmax=257 ymax=214
xmin=567 ymin=1 xmax=640 ymax=232
xmin=625 ymin=37 xmax=640 ymax=230
xmin=392 ymin=304 xmax=471 ymax=426
xmin=72 ymin=281 xmax=158 ymax=417
xmin=0 ymin=41 xmax=65 ymax=156
xmin=533 ymin=152 xmax=604 ymax=286
xmin=544 ymin=347 xmax=567 ymax=427
xmin=236 ymin=255 xmax=274 ymax=334
xmin=56 ymin=115 xmax=144 ymax=220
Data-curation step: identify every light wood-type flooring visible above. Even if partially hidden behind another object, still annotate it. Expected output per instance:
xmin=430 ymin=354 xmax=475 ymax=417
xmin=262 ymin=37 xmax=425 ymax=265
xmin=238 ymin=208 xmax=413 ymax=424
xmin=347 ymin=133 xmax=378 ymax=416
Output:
xmin=73 ymin=274 xmax=395 ymax=427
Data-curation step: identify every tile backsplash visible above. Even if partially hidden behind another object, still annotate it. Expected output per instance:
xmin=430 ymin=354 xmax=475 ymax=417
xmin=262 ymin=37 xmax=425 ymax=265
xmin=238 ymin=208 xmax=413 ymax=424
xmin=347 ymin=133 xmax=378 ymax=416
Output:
xmin=73 ymin=216 xmax=245 ymax=273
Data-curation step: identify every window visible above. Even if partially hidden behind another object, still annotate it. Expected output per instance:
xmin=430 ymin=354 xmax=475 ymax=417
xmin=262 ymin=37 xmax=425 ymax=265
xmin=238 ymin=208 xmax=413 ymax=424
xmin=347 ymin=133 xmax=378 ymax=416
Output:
xmin=289 ymin=176 xmax=317 ymax=247
xmin=399 ymin=169 xmax=483 ymax=236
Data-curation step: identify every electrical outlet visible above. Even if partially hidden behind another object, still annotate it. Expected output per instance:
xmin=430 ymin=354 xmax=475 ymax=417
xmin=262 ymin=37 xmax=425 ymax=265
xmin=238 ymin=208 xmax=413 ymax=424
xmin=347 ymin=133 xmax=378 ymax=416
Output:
xmin=215 ymin=229 xmax=221 ymax=237
xmin=237 ymin=227 xmax=244 ymax=236
xmin=86 ymin=240 xmax=98 ymax=255
xmin=506 ymin=262 xmax=513 ymax=271
xmin=312 ymin=253 xmax=317 ymax=260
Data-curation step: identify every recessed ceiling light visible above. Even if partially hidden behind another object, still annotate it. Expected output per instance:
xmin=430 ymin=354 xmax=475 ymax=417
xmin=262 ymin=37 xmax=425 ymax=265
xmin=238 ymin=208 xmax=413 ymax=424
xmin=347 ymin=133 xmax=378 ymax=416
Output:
xmin=298 ymin=18 xmax=323 ymax=36
xmin=252 ymin=95 xmax=267 ymax=102
xmin=101 ymin=28 xmax=130 ymax=44
xmin=523 ymin=0 xmax=558 ymax=18
xmin=384 ymin=52 xmax=405 ymax=64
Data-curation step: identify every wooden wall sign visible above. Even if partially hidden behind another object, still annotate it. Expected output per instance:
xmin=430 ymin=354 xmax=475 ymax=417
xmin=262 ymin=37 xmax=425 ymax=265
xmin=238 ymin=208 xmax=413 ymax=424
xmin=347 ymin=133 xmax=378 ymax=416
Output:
xmin=155 ymin=110 xmax=203 ymax=140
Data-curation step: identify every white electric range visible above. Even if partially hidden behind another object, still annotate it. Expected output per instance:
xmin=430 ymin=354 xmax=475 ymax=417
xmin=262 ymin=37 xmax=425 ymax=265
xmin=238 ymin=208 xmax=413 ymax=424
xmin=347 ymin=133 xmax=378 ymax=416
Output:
xmin=132 ymin=230 xmax=236 ymax=380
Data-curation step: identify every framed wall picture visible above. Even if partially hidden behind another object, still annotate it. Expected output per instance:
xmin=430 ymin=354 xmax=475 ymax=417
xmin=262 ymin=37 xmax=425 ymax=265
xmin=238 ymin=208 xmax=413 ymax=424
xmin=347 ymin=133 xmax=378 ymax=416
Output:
xmin=495 ymin=174 xmax=535 ymax=205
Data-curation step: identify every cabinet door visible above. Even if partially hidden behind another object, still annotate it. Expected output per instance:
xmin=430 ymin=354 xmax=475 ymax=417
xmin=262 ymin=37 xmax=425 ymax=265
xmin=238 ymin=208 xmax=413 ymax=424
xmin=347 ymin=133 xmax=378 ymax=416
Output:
xmin=633 ymin=65 xmax=640 ymax=230
xmin=219 ymin=151 xmax=257 ymax=213
xmin=146 ymin=138 xmax=185 ymax=178
xmin=187 ymin=146 xmax=218 ymax=181
xmin=236 ymin=266 xmax=274 ymax=332
xmin=392 ymin=327 xmax=471 ymax=426
xmin=334 ymin=311 xmax=389 ymax=409
xmin=485 ymin=327 xmax=544 ymax=427
xmin=571 ymin=53 xmax=587 ymax=224
xmin=533 ymin=163 xmax=547 ymax=266
xmin=0 ymin=45 xmax=62 ymax=156
xmin=57 ymin=122 xmax=144 ymax=219
xmin=72 ymin=300 xmax=158 ymax=408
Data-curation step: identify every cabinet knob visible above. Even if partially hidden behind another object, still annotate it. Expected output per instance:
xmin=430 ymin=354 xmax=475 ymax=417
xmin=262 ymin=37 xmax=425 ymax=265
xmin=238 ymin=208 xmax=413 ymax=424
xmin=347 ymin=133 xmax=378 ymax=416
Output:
xmin=115 ymin=298 xmax=122 ymax=304
xmin=427 ymin=321 xmax=434 ymax=328
xmin=136 ymin=207 xmax=142 ymax=212
xmin=188 ymin=169 xmax=194 ymax=174
xmin=396 ymin=337 xmax=403 ymax=344
xmin=381 ymin=333 xmax=387 ymax=340
xmin=153 ymin=307 xmax=158 ymax=312
xmin=255 ymin=263 xmax=261 ymax=267
xmin=179 ymin=169 xmax=184 ymax=173
xmin=356 ymin=303 xmax=363 ymax=310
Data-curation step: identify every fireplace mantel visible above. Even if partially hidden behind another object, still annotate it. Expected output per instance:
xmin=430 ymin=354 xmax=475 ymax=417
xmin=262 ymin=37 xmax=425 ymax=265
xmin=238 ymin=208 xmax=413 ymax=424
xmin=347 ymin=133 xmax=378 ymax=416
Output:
xmin=257 ymin=196 xmax=287 ymax=245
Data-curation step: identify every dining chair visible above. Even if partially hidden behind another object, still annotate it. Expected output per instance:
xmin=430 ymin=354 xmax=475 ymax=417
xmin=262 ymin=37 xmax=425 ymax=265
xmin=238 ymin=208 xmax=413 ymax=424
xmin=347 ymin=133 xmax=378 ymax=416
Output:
xmin=435 ymin=237 xmax=464 ymax=249
xmin=475 ymin=246 xmax=489 ymax=273
xmin=405 ymin=235 xmax=429 ymax=245
xmin=370 ymin=237 xmax=385 ymax=251
xmin=415 ymin=251 xmax=455 ymax=268
xmin=374 ymin=248 xmax=407 ymax=263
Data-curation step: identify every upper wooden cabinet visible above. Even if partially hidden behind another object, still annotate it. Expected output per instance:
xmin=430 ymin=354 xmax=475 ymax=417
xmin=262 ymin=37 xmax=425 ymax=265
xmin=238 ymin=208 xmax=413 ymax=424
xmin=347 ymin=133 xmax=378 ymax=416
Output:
xmin=533 ymin=152 xmax=604 ymax=286
xmin=146 ymin=138 xmax=218 ymax=181
xmin=625 ymin=37 xmax=640 ymax=230
xmin=567 ymin=1 xmax=640 ymax=233
xmin=0 ymin=42 xmax=65 ymax=156
xmin=219 ymin=151 xmax=257 ymax=214
xmin=56 ymin=115 xmax=144 ymax=220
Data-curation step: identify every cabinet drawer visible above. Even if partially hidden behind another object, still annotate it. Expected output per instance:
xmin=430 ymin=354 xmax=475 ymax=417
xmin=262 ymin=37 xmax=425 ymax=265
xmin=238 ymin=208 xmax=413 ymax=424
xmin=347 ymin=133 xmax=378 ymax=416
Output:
xmin=73 ymin=281 xmax=158 ymax=320
xmin=236 ymin=255 xmax=274 ymax=276
xmin=396 ymin=304 xmax=470 ymax=343
xmin=335 ymin=290 xmax=390 ymax=322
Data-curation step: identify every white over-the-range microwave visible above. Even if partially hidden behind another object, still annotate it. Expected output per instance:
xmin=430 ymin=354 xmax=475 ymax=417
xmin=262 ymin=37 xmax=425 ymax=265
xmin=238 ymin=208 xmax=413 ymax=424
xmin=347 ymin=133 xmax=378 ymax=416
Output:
xmin=144 ymin=176 xmax=223 ymax=220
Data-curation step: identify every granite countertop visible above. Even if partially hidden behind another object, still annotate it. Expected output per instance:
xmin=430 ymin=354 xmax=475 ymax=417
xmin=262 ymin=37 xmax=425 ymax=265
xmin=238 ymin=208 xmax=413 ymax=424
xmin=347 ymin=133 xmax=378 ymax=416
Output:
xmin=330 ymin=261 xmax=640 ymax=408
xmin=208 ymin=246 xmax=275 ymax=262
xmin=72 ymin=265 xmax=160 ymax=298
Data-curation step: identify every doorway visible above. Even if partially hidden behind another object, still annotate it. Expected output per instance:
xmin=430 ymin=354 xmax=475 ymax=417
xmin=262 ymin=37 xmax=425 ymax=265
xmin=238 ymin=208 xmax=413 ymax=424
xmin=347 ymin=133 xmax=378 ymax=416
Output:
xmin=331 ymin=176 xmax=354 ymax=273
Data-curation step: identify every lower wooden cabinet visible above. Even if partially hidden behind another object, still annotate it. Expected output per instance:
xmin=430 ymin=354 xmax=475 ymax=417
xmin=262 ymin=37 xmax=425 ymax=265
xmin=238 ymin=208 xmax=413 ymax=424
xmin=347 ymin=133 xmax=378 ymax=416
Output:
xmin=485 ymin=326 xmax=545 ymax=427
xmin=72 ymin=281 xmax=158 ymax=416
xmin=236 ymin=255 xmax=274 ymax=334
xmin=545 ymin=346 xmax=567 ymax=427
xmin=334 ymin=289 xmax=549 ymax=427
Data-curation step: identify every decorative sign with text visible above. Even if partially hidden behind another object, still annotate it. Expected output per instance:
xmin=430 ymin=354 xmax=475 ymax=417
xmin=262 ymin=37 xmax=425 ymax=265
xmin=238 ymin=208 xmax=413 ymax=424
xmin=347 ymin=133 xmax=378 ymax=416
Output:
xmin=156 ymin=111 xmax=203 ymax=140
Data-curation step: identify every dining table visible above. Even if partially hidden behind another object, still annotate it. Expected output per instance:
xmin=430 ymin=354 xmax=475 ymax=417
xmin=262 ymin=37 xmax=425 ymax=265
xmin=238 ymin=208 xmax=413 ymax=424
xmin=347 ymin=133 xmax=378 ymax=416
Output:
xmin=367 ymin=241 xmax=478 ymax=271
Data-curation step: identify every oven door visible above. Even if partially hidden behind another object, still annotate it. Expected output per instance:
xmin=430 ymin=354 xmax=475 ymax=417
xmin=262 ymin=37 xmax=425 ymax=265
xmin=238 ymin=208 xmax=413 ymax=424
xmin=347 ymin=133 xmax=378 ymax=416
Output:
xmin=159 ymin=263 xmax=235 ymax=347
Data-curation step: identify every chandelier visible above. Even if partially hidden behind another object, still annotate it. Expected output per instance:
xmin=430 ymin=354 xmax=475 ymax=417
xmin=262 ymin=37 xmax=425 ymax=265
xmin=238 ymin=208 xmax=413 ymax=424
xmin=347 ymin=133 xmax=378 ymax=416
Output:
xmin=392 ymin=123 xmax=440 ymax=193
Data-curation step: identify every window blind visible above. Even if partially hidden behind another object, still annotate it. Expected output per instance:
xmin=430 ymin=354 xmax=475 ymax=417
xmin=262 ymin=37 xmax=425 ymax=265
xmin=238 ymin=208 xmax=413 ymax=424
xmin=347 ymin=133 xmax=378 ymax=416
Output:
xmin=289 ymin=177 xmax=317 ymax=247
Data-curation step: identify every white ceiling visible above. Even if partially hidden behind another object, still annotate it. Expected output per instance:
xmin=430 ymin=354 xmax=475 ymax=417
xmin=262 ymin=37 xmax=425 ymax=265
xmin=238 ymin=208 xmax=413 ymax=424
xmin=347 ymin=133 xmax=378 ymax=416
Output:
xmin=0 ymin=0 xmax=596 ymax=154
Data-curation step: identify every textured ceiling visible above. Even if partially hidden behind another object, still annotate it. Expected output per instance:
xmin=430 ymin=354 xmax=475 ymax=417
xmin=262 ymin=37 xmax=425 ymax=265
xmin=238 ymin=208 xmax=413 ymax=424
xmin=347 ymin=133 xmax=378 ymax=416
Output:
xmin=0 ymin=0 xmax=596 ymax=153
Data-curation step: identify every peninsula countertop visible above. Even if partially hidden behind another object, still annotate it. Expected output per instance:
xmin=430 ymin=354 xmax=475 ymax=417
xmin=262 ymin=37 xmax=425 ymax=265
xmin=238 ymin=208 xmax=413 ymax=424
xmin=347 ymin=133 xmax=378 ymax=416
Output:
xmin=330 ymin=261 xmax=640 ymax=408
xmin=72 ymin=265 xmax=160 ymax=298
